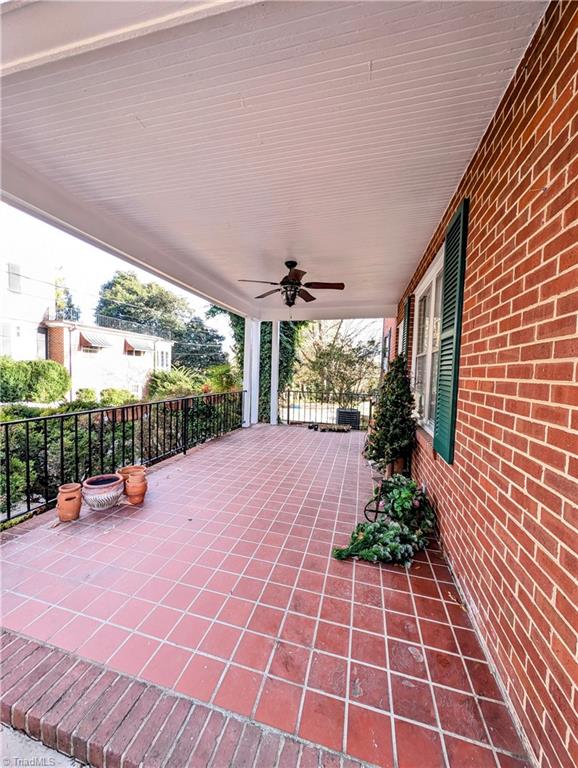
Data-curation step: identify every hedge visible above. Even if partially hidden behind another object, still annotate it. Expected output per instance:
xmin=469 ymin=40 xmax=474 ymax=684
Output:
xmin=0 ymin=358 xmax=70 ymax=403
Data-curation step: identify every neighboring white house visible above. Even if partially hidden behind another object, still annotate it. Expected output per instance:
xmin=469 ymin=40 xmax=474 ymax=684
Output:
xmin=0 ymin=259 xmax=172 ymax=401
xmin=0 ymin=259 xmax=54 ymax=360
xmin=43 ymin=320 xmax=172 ymax=401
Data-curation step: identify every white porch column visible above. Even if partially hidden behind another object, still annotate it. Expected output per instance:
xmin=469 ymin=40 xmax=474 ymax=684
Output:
xmin=242 ymin=317 xmax=261 ymax=427
xmin=270 ymin=320 xmax=280 ymax=424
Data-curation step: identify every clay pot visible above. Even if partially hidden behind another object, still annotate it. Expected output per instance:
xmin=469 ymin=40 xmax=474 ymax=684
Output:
xmin=118 ymin=464 xmax=146 ymax=489
xmin=57 ymin=482 xmax=82 ymax=522
xmin=125 ymin=472 xmax=148 ymax=505
xmin=82 ymin=473 xmax=124 ymax=510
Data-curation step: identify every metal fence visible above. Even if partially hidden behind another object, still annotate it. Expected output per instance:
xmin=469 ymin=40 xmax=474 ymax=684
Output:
xmin=0 ymin=391 xmax=244 ymax=522
xmin=278 ymin=390 xmax=373 ymax=429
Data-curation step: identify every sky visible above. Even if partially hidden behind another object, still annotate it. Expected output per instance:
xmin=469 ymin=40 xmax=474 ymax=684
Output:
xmin=1 ymin=202 xmax=235 ymax=354
xmin=1 ymin=202 xmax=383 ymax=358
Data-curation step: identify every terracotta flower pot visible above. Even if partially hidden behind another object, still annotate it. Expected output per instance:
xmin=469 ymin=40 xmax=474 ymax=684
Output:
xmin=82 ymin=473 xmax=124 ymax=511
xmin=118 ymin=464 xmax=146 ymax=490
xmin=57 ymin=482 xmax=82 ymax=522
xmin=118 ymin=464 xmax=146 ymax=476
xmin=125 ymin=472 xmax=147 ymax=505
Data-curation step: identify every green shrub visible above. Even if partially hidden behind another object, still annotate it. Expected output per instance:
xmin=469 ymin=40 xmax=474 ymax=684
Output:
xmin=0 ymin=358 xmax=70 ymax=403
xmin=76 ymin=388 xmax=97 ymax=403
xmin=147 ymin=366 xmax=202 ymax=399
xmin=99 ymin=388 xmax=137 ymax=406
xmin=204 ymin=363 xmax=239 ymax=393
xmin=0 ymin=404 xmax=48 ymax=421
xmin=0 ymin=357 xmax=31 ymax=402
xmin=27 ymin=360 xmax=70 ymax=402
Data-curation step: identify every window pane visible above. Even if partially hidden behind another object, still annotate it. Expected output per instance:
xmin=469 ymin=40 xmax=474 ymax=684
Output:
xmin=415 ymin=355 xmax=426 ymax=417
xmin=8 ymin=263 xmax=21 ymax=293
xmin=36 ymin=328 xmax=47 ymax=359
xmin=416 ymin=291 xmax=430 ymax=355
xmin=428 ymin=350 xmax=439 ymax=424
xmin=432 ymin=273 xmax=443 ymax=352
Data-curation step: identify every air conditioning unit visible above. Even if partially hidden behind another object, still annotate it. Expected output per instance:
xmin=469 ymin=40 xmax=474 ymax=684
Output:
xmin=336 ymin=408 xmax=360 ymax=430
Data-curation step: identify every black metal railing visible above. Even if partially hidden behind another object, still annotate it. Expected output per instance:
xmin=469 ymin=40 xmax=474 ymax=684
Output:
xmin=0 ymin=391 xmax=244 ymax=522
xmin=278 ymin=390 xmax=373 ymax=430
xmin=46 ymin=308 xmax=172 ymax=339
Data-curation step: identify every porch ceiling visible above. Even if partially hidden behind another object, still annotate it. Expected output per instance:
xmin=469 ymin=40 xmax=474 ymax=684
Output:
xmin=1 ymin=1 xmax=546 ymax=320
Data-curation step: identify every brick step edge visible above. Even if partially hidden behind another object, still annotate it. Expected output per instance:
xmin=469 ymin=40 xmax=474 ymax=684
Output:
xmin=0 ymin=629 xmax=373 ymax=768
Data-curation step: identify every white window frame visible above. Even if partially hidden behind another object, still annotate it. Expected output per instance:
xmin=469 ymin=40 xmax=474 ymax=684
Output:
xmin=411 ymin=246 xmax=444 ymax=434
xmin=397 ymin=320 xmax=404 ymax=355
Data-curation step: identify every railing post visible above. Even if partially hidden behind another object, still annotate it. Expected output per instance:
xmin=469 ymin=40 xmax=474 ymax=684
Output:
xmin=270 ymin=319 xmax=280 ymax=424
xmin=4 ymin=424 xmax=11 ymax=521
xmin=286 ymin=390 xmax=291 ymax=425
xmin=183 ymin=398 xmax=189 ymax=454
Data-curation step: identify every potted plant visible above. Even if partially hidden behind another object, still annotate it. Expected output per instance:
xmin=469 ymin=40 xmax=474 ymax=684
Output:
xmin=365 ymin=354 xmax=416 ymax=476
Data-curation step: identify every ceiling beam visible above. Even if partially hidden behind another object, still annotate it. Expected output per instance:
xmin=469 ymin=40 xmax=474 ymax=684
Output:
xmin=1 ymin=0 xmax=260 ymax=76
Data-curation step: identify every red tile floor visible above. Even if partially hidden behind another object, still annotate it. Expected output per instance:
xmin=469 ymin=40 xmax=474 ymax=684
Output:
xmin=1 ymin=426 xmax=529 ymax=767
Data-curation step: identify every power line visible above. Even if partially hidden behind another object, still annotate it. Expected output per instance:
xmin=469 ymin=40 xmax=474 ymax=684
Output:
xmin=1 ymin=267 xmax=206 ymax=319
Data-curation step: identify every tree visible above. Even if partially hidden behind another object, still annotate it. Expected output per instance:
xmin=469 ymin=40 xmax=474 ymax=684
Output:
xmin=294 ymin=320 xmax=380 ymax=402
xmin=95 ymin=271 xmax=227 ymax=371
xmin=95 ymin=271 xmax=189 ymax=336
xmin=206 ymin=308 xmax=307 ymax=420
xmin=172 ymin=316 xmax=227 ymax=371
xmin=365 ymin=353 xmax=417 ymax=472
xmin=55 ymin=278 xmax=80 ymax=321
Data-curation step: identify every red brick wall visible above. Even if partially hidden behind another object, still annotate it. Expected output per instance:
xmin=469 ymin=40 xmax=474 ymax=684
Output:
xmin=47 ymin=326 xmax=66 ymax=365
xmin=397 ymin=4 xmax=577 ymax=767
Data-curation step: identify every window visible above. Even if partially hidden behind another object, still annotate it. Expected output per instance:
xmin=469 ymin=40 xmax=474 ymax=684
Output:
xmin=0 ymin=323 xmax=10 ymax=356
xmin=397 ymin=320 xmax=404 ymax=355
xmin=381 ymin=329 xmax=391 ymax=373
xmin=411 ymin=247 xmax=444 ymax=432
xmin=8 ymin=263 xmax=21 ymax=293
xmin=126 ymin=349 xmax=145 ymax=357
xmin=36 ymin=327 xmax=48 ymax=359
xmin=81 ymin=346 xmax=99 ymax=354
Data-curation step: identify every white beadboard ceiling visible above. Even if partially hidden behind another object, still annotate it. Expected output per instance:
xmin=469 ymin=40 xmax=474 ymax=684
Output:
xmin=1 ymin=0 xmax=546 ymax=319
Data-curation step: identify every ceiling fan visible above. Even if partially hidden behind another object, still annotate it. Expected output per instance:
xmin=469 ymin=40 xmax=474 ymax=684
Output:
xmin=239 ymin=261 xmax=345 ymax=307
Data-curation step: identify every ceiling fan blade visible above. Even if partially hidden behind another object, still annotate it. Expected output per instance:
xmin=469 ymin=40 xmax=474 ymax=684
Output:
xmin=303 ymin=282 xmax=345 ymax=290
xmin=239 ymin=279 xmax=280 ymax=285
xmin=282 ymin=268 xmax=307 ymax=284
xmin=255 ymin=288 xmax=281 ymax=299
xmin=298 ymin=288 xmax=316 ymax=303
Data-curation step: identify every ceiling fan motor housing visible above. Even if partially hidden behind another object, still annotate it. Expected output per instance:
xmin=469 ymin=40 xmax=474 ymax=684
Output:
xmin=239 ymin=261 xmax=344 ymax=305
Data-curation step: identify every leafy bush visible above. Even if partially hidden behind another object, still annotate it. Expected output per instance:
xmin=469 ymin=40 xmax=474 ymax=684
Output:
xmin=333 ymin=475 xmax=435 ymax=566
xmin=75 ymin=388 xmax=97 ymax=403
xmin=99 ymin=388 xmax=137 ymax=406
xmin=27 ymin=360 xmax=70 ymax=402
xmin=204 ymin=363 xmax=239 ymax=393
xmin=0 ymin=404 xmax=49 ymax=421
xmin=0 ymin=358 xmax=70 ymax=403
xmin=0 ymin=357 xmax=31 ymax=402
xmin=147 ymin=366 xmax=202 ymax=399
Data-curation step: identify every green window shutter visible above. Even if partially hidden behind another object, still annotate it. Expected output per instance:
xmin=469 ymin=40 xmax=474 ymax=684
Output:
xmin=401 ymin=297 xmax=411 ymax=357
xmin=433 ymin=198 xmax=469 ymax=464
